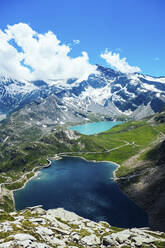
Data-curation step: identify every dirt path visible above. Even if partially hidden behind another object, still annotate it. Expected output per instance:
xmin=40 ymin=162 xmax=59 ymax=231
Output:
xmin=0 ymin=160 xmax=51 ymax=194
xmin=59 ymin=140 xmax=130 ymax=156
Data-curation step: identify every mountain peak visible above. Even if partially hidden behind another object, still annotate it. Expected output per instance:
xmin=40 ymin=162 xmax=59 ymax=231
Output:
xmin=0 ymin=65 xmax=165 ymax=120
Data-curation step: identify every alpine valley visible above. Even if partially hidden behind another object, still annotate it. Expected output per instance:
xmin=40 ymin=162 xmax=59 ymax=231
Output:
xmin=0 ymin=65 xmax=165 ymax=248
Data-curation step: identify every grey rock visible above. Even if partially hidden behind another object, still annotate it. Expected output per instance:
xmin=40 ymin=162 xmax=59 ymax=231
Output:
xmin=53 ymin=227 xmax=70 ymax=235
xmin=81 ymin=234 xmax=101 ymax=246
xmin=30 ymin=217 xmax=47 ymax=224
xmin=111 ymin=229 xmax=132 ymax=243
xmin=0 ymin=222 xmax=13 ymax=233
xmin=0 ymin=241 xmax=13 ymax=248
xmin=35 ymin=226 xmax=54 ymax=236
xmin=11 ymin=233 xmax=36 ymax=241
xmin=103 ymin=235 xmax=119 ymax=246
xmin=50 ymin=237 xmax=66 ymax=246
xmin=132 ymin=235 xmax=156 ymax=245
xmin=68 ymin=246 xmax=78 ymax=248
xmin=31 ymin=207 xmax=46 ymax=216
xmin=47 ymin=208 xmax=82 ymax=222
xmin=71 ymin=232 xmax=80 ymax=243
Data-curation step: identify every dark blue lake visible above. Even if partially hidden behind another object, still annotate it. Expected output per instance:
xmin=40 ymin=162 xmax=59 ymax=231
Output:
xmin=69 ymin=121 xmax=123 ymax=135
xmin=14 ymin=157 xmax=148 ymax=228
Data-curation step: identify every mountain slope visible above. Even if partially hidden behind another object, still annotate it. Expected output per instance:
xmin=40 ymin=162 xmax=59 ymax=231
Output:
xmin=115 ymin=112 xmax=165 ymax=232
xmin=0 ymin=65 xmax=165 ymax=120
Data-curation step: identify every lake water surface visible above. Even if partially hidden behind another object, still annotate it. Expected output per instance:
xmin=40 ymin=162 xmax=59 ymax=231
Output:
xmin=69 ymin=121 xmax=123 ymax=135
xmin=14 ymin=157 xmax=148 ymax=228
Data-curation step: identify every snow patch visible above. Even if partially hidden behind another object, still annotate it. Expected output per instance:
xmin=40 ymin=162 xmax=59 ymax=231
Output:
xmin=142 ymin=83 xmax=161 ymax=92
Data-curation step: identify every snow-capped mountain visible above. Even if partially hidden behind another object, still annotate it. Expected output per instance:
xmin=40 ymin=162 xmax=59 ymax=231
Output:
xmin=0 ymin=65 xmax=165 ymax=120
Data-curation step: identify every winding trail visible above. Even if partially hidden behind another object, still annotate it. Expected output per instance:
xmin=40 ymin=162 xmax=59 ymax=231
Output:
xmin=0 ymin=160 xmax=51 ymax=194
xmin=58 ymin=140 xmax=130 ymax=156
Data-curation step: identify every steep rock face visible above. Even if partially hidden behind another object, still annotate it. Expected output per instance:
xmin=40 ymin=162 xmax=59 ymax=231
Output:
xmin=0 ymin=76 xmax=39 ymax=113
xmin=0 ymin=207 xmax=165 ymax=248
xmin=8 ymin=94 xmax=88 ymax=128
xmin=0 ymin=66 xmax=165 ymax=120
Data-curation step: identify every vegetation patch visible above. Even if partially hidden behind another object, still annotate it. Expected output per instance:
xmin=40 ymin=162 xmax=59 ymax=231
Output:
xmin=0 ymin=212 xmax=14 ymax=222
xmin=0 ymin=195 xmax=14 ymax=212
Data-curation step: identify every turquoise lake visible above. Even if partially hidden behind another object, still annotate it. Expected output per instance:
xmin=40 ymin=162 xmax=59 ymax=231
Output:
xmin=14 ymin=157 xmax=148 ymax=228
xmin=69 ymin=121 xmax=123 ymax=135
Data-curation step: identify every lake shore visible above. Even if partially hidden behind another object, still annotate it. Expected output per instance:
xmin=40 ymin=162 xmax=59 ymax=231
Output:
xmin=12 ymin=154 xmax=120 ymax=211
xmin=60 ymin=154 xmax=120 ymax=180
xmin=12 ymin=159 xmax=52 ymax=210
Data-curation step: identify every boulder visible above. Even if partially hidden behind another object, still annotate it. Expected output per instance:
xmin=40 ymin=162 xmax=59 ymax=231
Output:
xmin=111 ymin=229 xmax=132 ymax=243
xmin=11 ymin=233 xmax=36 ymax=241
xmin=47 ymin=208 xmax=81 ymax=223
xmin=51 ymin=237 xmax=66 ymax=246
xmin=132 ymin=235 xmax=156 ymax=245
xmin=30 ymin=217 xmax=47 ymax=224
xmin=71 ymin=232 xmax=80 ymax=243
xmin=0 ymin=241 xmax=12 ymax=248
xmin=53 ymin=227 xmax=70 ymax=235
xmin=81 ymin=234 xmax=101 ymax=246
xmin=31 ymin=207 xmax=46 ymax=216
xmin=35 ymin=226 xmax=54 ymax=236
xmin=103 ymin=235 xmax=119 ymax=246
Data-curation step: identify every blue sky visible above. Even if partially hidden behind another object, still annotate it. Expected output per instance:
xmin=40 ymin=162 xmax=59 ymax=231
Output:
xmin=0 ymin=0 xmax=165 ymax=77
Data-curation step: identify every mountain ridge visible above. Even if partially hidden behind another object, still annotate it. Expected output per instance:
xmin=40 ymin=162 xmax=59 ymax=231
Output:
xmin=0 ymin=65 xmax=165 ymax=121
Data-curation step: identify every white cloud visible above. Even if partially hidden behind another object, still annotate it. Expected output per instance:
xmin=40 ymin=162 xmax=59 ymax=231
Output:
xmin=0 ymin=23 xmax=96 ymax=81
xmin=101 ymin=49 xmax=141 ymax=74
xmin=73 ymin=39 xmax=80 ymax=45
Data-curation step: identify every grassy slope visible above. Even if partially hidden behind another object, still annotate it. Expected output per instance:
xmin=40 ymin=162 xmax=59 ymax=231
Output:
xmin=77 ymin=116 xmax=165 ymax=177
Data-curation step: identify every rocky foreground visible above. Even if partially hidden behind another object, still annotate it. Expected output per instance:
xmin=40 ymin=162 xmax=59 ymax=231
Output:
xmin=0 ymin=206 xmax=165 ymax=248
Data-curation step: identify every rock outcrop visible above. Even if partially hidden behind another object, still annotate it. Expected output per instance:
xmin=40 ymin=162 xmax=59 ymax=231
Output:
xmin=0 ymin=206 xmax=165 ymax=248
